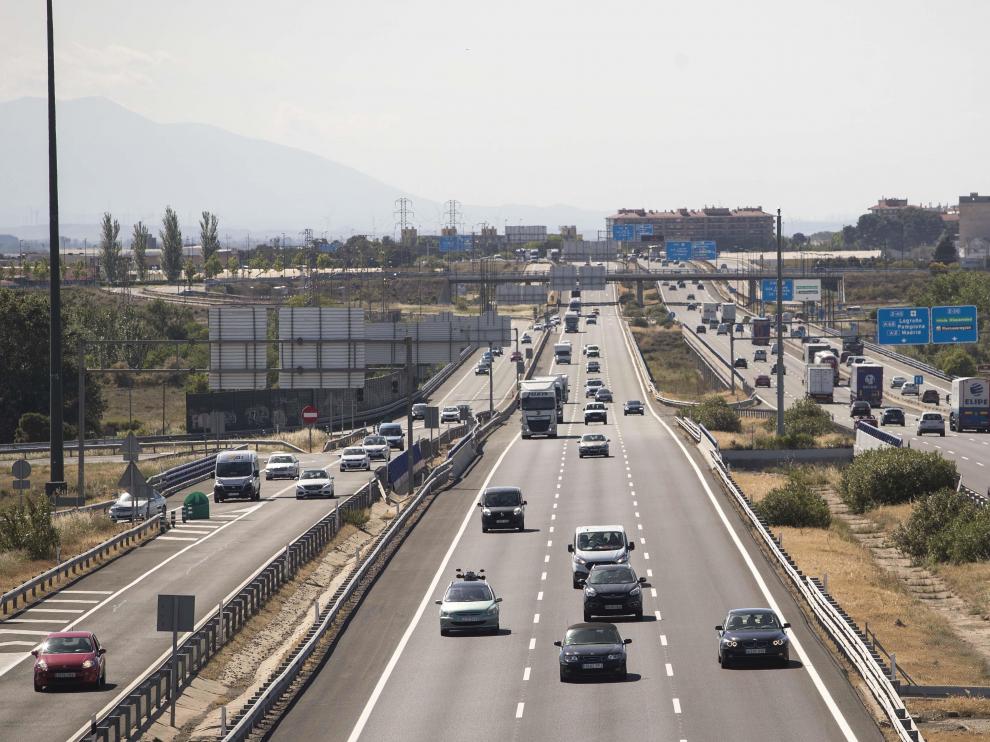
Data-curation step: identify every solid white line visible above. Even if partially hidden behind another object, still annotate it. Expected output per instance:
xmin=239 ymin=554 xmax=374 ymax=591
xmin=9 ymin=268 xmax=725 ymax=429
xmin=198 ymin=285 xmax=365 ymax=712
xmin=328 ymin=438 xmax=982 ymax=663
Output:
xmin=672 ymin=698 xmax=682 ymax=714
xmin=523 ymin=667 xmax=531 ymax=681
xmin=43 ymin=599 xmax=99 ymax=604
xmin=0 ymin=641 xmax=37 ymax=648
xmin=345 ymin=434 xmax=520 ymax=742
xmin=156 ymin=536 xmax=199 ymax=542
xmin=60 ymin=590 xmax=113 ymax=595
xmin=1 ymin=619 xmax=65 ymax=624
xmin=529 ymin=637 xmax=536 ymax=650
xmin=666 ymin=663 xmax=673 ymax=676
xmin=22 ymin=608 xmax=83 ymax=614
xmin=515 ymin=702 xmax=525 ymax=719
xmin=0 ymin=629 xmax=54 ymax=636
xmin=616 ymin=318 xmax=858 ymax=741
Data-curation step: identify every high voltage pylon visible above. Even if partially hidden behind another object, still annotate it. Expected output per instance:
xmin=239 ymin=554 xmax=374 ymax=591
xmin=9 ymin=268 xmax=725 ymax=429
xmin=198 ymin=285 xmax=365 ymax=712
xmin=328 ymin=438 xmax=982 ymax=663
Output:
xmin=394 ymin=197 xmax=414 ymax=234
xmin=443 ymin=199 xmax=462 ymax=233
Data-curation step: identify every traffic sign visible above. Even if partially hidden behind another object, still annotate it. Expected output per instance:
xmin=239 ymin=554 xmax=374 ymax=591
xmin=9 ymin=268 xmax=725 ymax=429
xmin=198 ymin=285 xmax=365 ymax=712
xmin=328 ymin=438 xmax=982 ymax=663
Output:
xmin=12 ymin=480 xmax=30 ymax=490
xmin=611 ymin=225 xmax=635 ymax=241
xmin=761 ymin=279 xmax=794 ymax=302
xmin=439 ymin=235 xmax=473 ymax=252
xmin=914 ymin=375 xmax=924 ymax=386
xmin=516 ymin=360 xmax=525 ymax=375
xmin=302 ymin=405 xmax=318 ymax=425
xmin=423 ymin=407 xmax=440 ymax=429
xmin=931 ymin=305 xmax=978 ymax=345
xmin=690 ymin=240 xmax=717 ymax=260
xmin=120 ymin=432 xmax=141 ymax=462
xmin=876 ymin=307 xmax=930 ymax=345
xmin=11 ymin=459 xmax=31 ymax=480
xmin=118 ymin=461 xmax=151 ymax=497
xmin=665 ymin=241 xmax=692 ymax=261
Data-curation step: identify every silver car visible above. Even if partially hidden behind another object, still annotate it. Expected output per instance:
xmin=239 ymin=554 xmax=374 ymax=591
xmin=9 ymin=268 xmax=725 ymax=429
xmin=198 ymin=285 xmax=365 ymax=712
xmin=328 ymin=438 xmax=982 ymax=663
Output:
xmin=109 ymin=490 xmax=167 ymax=522
xmin=339 ymin=446 xmax=371 ymax=471
xmin=435 ymin=570 xmax=501 ymax=635
xmin=578 ymin=433 xmax=610 ymax=458
xmin=917 ymin=412 xmax=945 ymax=437
xmin=295 ymin=468 xmax=335 ymax=499
xmin=362 ymin=435 xmax=391 ymax=461
xmin=265 ymin=453 xmax=300 ymax=480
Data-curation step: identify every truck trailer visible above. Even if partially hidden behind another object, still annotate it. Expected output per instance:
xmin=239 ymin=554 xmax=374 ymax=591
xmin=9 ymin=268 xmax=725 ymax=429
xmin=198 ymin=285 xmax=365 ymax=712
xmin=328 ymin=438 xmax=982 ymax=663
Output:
xmin=950 ymin=377 xmax=990 ymax=432
xmin=805 ymin=364 xmax=835 ymax=403
xmin=720 ymin=303 xmax=737 ymax=323
xmin=849 ymin=363 xmax=884 ymax=408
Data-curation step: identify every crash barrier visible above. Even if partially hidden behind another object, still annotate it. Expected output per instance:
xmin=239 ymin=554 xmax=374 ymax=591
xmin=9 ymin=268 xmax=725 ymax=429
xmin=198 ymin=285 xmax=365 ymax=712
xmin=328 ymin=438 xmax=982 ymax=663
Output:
xmin=957 ymin=480 xmax=990 ymax=509
xmin=322 ymin=427 xmax=368 ymax=452
xmin=814 ymin=324 xmax=953 ymax=383
xmin=675 ymin=416 xmax=924 ymax=742
xmin=1 ymin=515 xmax=162 ymax=616
xmin=854 ymin=423 xmax=903 ymax=454
xmin=80 ymin=480 xmax=380 ymax=742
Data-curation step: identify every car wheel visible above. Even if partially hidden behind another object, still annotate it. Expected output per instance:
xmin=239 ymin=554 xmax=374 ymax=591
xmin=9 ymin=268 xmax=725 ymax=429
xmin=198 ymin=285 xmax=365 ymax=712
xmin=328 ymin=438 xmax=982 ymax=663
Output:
xmin=573 ymin=579 xmax=583 ymax=590
xmin=34 ymin=681 xmax=43 ymax=692
xmin=603 ymin=417 xmax=607 ymax=424
xmin=440 ymin=628 xmax=449 ymax=637
xmin=617 ymin=665 xmax=628 ymax=681
xmin=518 ymin=520 xmax=525 ymax=531
xmin=940 ymin=432 xmax=945 ymax=437
xmin=780 ymin=653 xmax=789 ymax=668
xmin=266 ymin=475 xmax=272 ymax=481
xmin=721 ymin=655 xmax=731 ymax=669
xmin=482 ymin=526 xmax=489 ymax=533
xmin=97 ymin=669 xmax=106 ymax=689
xmin=559 ymin=669 xmax=568 ymax=682
xmin=215 ymin=495 xmax=225 ymax=503
xmin=583 ymin=611 xmax=592 ymax=622
xmin=579 ymin=453 xmax=584 ymax=458
xmin=296 ymin=495 xmax=304 ymax=500
xmin=635 ymin=608 xmax=643 ymax=620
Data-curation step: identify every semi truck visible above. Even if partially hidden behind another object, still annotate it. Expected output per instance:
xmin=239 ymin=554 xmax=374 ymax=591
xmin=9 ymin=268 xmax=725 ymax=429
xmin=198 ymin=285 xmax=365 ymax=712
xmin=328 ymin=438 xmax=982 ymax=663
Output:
xmin=702 ymin=303 xmax=719 ymax=323
xmin=949 ymin=377 xmax=990 ymax=432
xmin=720 ymin=303 xmax=737 ymax=323
xmin=804 ymin=342 xmax=830 ymax=365
xmin=531 ymin=374 xmax=569 ymax=423
xmin=805 ymin=364 xmax=835 ymax=403
xmin=564 ymin=311 xmax=580 ymax=333
xmin=813 ymin=350 xmax=840 ymax=385
xmin=554 ymin=341 xmax=573 ymax=364
xmin=849 ymin=363 xmax=884 ymax=408
xmin=568 ymin=297 xmax=582 ymax=315
xmin=751 ymin=317 xmax=772 ymax=345
xmin=520 ymin=378 xmax=558 ymax=438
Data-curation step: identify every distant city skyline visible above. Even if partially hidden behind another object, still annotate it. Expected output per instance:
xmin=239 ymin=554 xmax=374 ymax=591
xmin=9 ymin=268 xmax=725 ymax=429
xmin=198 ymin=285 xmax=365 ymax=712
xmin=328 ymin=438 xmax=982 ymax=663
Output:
xmin=2 ymin=0 xmax=988 ymax=228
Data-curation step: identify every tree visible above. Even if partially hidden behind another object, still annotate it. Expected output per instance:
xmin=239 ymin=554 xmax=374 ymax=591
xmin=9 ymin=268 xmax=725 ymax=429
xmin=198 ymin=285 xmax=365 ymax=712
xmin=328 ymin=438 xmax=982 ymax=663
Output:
xmin=933 ymin=232 xmax=958 ymax=264
xmin=160 ymin=206 xmax=183 ymax=282
xmin=841 ymin=225 xmax=857 ymax=246
xmin=99 ymin=212 xmax=122 ymax=283
xmin=183 ymin=259 xmax=197 ymax=287
xmin=199 ymin=211 xmax=220 ymax=263
xmin=203 ymin=254 xmax=222 ymax=279
xmin=935 ymin=347 xmax=976 ymax=377
xmin=249 ymin=255 xmax=269 ymax=272
xmin=131 ymin=221 xmax=150 ymax=280
xmin=227 ymin=255 xmax=240 ymax=276
xmin=272 ymin=256 xmax=284 ymax=272
xmin=791 ymin=232 xmax=808 ymax=246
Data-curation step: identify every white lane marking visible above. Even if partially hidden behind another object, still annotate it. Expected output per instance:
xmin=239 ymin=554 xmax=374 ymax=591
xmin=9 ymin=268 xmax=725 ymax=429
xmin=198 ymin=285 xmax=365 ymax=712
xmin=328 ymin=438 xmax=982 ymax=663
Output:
xmin=0 ymin=641 xmax=37 ymax=648
xmin=43 ymin=599 xmax=99 ymax=604
xmin=651 ymin=588 xmax=657 ymax=598
xmin=60 ymin=590 xmax=113 ymax=595
xmin=640 ymin=537 xmax=646 ymax=544
xmin=547 ymin=540 xmax=553 ymax=547
xmin=655 ymin=610 xmax=663 ymax=621
xmin=630 ymin=490 xmax=635 ymax=496
xmin=660 ymin=634 xmax=668 ymax=646
xmin=673 ymin=698 xmax=681 ymax=714
xmin=523 ymin=667 xmax=531 ymax=681
xmin=628 ymin=482 xmax=633 ymax=487
xmin=644 ymin=552 xmax=650 ymax=560
xmin=637 ymin=524 xmax=643 ymax=530
xmin=962 ymin=456 xmax=969 ymax=461
xmin=515 ymin=702 xmax=525 ymax=719
xmin=647 ymin=569 xmax=653 ymax=577
xmin=345 ymin=436 xmax=521 ymax=742
xmin=619 ymin=307 xmax=861 ymax=742
xmin=666 ymin=663 xmax=673 ymax=677
xmin=537 ymin=592 xmax=544 ymax=601
xmin=1 ymin=619 xmax=65 ymax=624
xmin=979 ymin=462 xmax=986 ymax=467
xmin=529 ymin=637 xmax=536 ymax=650
xmin=0 ymin=629 xmax=55 ymax=636
xmin=157 ymin=536 xmax=200 ymax=542
xmin=634 ymin=510 xmax=639 ymax=516
xmin=541 ymin=572 xmax=547 ymax=581
xmin=549 ymin=526 xmax=554 ymax=533
xmin=551 ymin=513 xmax=556 ymax=519
xmin=21 ymin=608 xmax=83 ymax=614
xmin=533 ymin=613 xmax=540 ymax=624
xmin=170 ymin=529 xmax=213 ymax=535
xmin=544 ymin=555 xmax=550 ymax=563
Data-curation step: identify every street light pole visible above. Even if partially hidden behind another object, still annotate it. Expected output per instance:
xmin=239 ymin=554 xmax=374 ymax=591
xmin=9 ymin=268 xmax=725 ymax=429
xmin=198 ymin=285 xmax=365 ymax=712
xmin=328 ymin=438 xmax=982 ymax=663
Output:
xmin=488 ymin=342 xmax=494 ymax=417
xmin=775 ymin=209 xmax=785 ymax=436
xmin=46 ymin=0 xmax=66 ymax=501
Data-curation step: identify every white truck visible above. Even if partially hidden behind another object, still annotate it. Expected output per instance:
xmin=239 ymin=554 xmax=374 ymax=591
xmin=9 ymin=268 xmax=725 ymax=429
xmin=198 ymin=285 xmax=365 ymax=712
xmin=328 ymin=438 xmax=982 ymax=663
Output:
xmin=564 ymin=310 xmax=580 ymax=333
xmin=702 ymin=302 xmax=718 ymax=323
xmin=520 ymin=378 xmax=559 ymax=438
xmin=720 ymin=303 xmax=737 ymax=323
xmin=805 ymin=364 xmax=835 ymax=403
xmin=554 ymin=341 xmax=572 ymax=364
xmin=813 ymin=350 xmax=840 ymax=385
xmin=531 ymin=374 xmax=569 ymax=423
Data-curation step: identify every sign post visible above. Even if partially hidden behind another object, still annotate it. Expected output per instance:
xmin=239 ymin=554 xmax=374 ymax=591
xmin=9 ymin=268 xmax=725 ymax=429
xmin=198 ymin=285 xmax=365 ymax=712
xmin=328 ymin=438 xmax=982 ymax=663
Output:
xmin=11 ymin=459 xmax=31 ymax=508
xmin=121 ymin=433 xmax=142 ymax=522
xmin=302 ymin=404 xmax=318 ymax=452
xmin=157 ymin=594 xmax=195 ymax=728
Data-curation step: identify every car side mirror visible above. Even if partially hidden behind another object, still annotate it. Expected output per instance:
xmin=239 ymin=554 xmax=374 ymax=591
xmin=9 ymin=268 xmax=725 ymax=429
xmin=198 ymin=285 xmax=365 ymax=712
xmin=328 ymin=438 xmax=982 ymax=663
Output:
xmin=434 ymin=600 xmax=442 ymax=605
xmin=627 ymin=542 xmax=635 ymax=550
xmin=638 ymin=577 xmax=646 ymax=584
xmin=495 ymin=597 xmax=503 ymax=603
xmin=715 ymin=625 xmax=724 ymax=631
xmin=476 ymin=502 xmax=482 ymax=507
xmin=98 ymin=648 xmax=106 ymax=655
xmin=522 ymin=500 xmax=528 ymax=505
xmin=553 ymin=640 xmax=562 ymax=647
xmin=623 ymin=638 xmax=632 ymax=645
xmin=30 ymin=649 xmax=38 ymax=657
xmin=254 ymin=470 xmax=260 ymax=477
xmin=783 ymin=622 xmax=791 ymax=629
xmin=567 ymin=544 xmax=574 ymax=553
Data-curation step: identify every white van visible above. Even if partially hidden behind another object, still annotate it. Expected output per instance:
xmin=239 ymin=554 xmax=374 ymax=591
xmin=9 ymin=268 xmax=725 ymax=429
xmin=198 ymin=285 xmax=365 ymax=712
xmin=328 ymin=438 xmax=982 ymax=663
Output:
xmin=213 ymin=450 xmax=261 ymax=503
xmin=567 ymin=525 xmax=634 ymax=588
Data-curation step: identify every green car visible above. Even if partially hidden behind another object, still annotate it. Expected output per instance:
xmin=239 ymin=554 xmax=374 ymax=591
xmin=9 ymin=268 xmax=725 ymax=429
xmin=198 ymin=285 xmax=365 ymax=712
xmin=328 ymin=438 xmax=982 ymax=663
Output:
xmin=435 ymin=570 xmax=502 ymax=635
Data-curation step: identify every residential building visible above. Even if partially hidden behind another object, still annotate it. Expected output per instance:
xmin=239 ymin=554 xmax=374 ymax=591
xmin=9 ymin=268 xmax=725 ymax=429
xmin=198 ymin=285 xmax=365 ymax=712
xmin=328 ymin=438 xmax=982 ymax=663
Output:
xmin=959 ymin=192 xmax=990 ymax=268
xmin=606 ymin=207 xmax=774 ymax=250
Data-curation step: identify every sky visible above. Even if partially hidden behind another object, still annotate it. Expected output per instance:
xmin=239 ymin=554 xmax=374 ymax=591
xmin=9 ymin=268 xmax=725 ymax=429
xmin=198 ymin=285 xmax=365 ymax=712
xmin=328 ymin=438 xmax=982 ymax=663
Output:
xmin=2 ymin=0 xmax=989 ymax=225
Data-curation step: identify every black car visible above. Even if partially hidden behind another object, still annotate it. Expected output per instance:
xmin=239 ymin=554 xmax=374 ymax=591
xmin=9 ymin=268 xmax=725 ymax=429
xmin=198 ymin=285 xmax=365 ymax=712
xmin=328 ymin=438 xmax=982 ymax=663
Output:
xmin=850 ymin=400 xmax=872 ymax=419
xmin=922 ymin=389 xmax=940 ymax=404
xmin=555 ymin=622 xmax=632 ymax=682
xmin=583 ymin=564 xmax=646 ymax=621
xmin=717 ymin=608 xmax=790 ymax=668
xmin=770 ymin=363 xmax=786 ymax=375
xmin=733 ymin=357 xmax=748 ymax=369
xmin=881 ymin=407 xmax=905 ymax=426
xmin=594 ymin=388 xmax=613 ymax=403
xmin=623 ymin=400 xmax=645 ymax=416
xmin=696 ymin=325 xmax=707 ymax=334
xmin=478 ymin=486 xmax=526 ymax=532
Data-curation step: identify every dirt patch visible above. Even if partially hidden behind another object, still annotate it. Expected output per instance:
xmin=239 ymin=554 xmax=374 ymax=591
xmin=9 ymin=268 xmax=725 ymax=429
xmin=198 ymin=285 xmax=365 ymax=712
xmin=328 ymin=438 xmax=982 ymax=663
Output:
xmin=908 ymin=697 xmax=990 ymax=741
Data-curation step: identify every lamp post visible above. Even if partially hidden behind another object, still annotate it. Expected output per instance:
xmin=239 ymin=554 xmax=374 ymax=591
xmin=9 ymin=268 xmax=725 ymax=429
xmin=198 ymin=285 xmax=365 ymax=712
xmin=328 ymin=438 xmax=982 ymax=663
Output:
xmin=775 ymin=209 xmax=785 ymax=436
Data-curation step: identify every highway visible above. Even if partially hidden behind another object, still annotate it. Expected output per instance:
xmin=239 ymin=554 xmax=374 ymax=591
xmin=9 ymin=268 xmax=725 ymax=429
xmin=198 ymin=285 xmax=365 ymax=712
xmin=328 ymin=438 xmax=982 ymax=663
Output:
xmin=659 ymin=265 xmax=989 ymax=491
xmin=268 ymin=286 xmax=882 ymax=742
xmin=0 ymin=329 xmax=526 ymax=742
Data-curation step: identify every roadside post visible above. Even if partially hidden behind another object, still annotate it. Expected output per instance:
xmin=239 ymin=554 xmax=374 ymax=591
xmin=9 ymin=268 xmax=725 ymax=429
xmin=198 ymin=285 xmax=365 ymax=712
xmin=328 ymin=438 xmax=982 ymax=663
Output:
xmin=157 ymin=594 xmax=195 ymax=728
xmin=121 ymin=433 xmax=142 ymax=522
xmin=11 ymin=459 xmax=31 ymax=508
xmin=302 ymin=405 xmax=318 ymax=452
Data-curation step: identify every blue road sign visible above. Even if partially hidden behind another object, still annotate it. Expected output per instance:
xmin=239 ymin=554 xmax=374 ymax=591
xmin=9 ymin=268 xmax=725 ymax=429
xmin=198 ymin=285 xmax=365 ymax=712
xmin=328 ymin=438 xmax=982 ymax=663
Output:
xmin=691 ymin=240 xmax=717 ymax=260
xmin=611 ymin=225 xmax=635 ymax=241
xmin=633 ymin=224 xmax=654 ymax=237
xmin=914 ymin=375 xmax=924 ymax=386
xmin=665 ymin=241 xmax=692 ymax=261
xmin=760 ymin=279 xmax=793 ymax=302
xmin=931 ymin=304 xmax=978 ymax=344
xmin=439 ymin=235 xmax=473 ymax=253
xmin=876 ymin=307 xmax=930 ymax=345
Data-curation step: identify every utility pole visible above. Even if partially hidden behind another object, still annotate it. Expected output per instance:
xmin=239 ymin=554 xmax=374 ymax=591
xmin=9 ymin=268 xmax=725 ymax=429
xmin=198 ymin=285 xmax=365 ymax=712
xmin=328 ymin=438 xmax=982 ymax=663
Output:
xmin=729 ymin=326 xmax=736 ymax=394
xmin=775 ymin=209 xmax=785 ymax=436
xmin=405 ymin=337 xmax=414 ymax=497
xmin=46 ymin=0 xmax=66 ymax=502
xmin=488 ymin=342 xmax=494 ymax=417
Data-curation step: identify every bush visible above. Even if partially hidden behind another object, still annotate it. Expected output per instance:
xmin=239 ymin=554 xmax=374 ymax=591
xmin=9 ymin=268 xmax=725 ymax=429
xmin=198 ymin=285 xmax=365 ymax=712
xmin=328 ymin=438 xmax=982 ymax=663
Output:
xmin=341 ymin=507 xmax=371 ymax=527
xmin=631 ymin=316 xmax=648 ymax=328
xmin=840 ymin=448 xmax=957 ymax=514
xmin=752 ymin=432 xmax=817 ymax=450
xmin=690 ymin=395 xmax=741 ymax=432
xmin=893 ymin=489 xmax=990 ymax=564
xmin=0 ymin=497 xmax=60 ymax=559
xmin=13 ymin=412 xmax=49 ymax=442
xmin=784 ymin=398 xmax=833 ymax=438
xmin=755 ymin=480 xmax=831 ymax=528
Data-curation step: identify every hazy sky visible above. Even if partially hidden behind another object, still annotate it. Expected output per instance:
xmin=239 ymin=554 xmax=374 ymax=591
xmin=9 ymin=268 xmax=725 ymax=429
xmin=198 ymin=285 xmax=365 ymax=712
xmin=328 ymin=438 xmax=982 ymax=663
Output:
xmin=2 ymin=0 xmax=988 ymax=223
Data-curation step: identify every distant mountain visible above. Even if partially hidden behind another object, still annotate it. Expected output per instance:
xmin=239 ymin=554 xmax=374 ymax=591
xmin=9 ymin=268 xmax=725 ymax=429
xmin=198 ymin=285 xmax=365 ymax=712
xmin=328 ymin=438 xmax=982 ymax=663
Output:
xmin=0 ymin=97 xmax=607 ymax=240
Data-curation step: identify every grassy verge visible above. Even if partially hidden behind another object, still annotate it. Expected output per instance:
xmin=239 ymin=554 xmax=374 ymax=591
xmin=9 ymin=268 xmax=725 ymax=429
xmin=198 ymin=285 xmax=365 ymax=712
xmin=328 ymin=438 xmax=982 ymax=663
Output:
xmin=100 ymin=379 xmax=187 ymax=435
xmin=712 ymin=416 xmax=853 ymax=450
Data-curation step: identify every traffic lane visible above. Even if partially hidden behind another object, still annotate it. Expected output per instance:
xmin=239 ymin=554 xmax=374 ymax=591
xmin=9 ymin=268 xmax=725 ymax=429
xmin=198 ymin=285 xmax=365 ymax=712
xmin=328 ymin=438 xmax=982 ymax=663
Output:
xmin=599 ymin=303 xmax=880 ymax=741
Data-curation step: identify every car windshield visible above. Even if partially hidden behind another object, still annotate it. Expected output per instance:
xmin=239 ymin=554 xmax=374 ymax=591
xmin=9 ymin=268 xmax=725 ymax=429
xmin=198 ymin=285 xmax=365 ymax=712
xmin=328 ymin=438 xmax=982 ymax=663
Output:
xmin=42 ymin=636 xmax=94 ymax=654
xmin=216 ymin=461 xmax=253 ymax=477
xmin=923 ymin=414 xmax=942 ymax=421
xmin=444 ymin=583 xmax=493 ymax=602
xmin=269 ymin=456 xmax=293 ymax=464
xmin=577 ymin=531 xmax=624 ymax=551
xmin=588 ymin=568 xmax=635 ymax=585
xmin=564 ymin=626 xmax=621 ymax=645
xmin=379 ymin=425 xmax=401 ymax=435
xmin=626 ymin=400 xmax=641 ymax=406
xmin=725 ymin=611 xmax=781 ymax=631
xmin=364 ymin=436 xmax=386 ymax=446
xmin=443 ymin=407 xmax=458 ymax=414
xmin=484 ymin=489 xmax=522 ymax=507
xmin=586 ymin=403 xmax=604 ymax=411
xmin=582 ymin=434 xmax=606 ymax=442
xmin=343 ymin=448 xmax=365 ymax=456
xmin=587 ymin=380 xmax=602 ymax=387
xmin=301 ymin=470 xmax=327 ymax=479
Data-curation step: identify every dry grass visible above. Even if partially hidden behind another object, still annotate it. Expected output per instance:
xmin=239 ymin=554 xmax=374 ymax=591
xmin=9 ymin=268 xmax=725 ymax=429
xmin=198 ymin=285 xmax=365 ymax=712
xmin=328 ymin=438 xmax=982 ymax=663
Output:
xmin=710 ymin=416 xmax=769 ymax=448
xmin=774 ymin=524 xmax=990 ymax=686
xmin=867 ymin=502 xmax=915 ymax=534
xmin=100 ymin=379 xmax=187 ymax=435
xmin=934 ymin=563 xmax=990 ymax=618
xmin=731 ymin=470 xmax=786 ymax=503
xmin=907 ymin=697 xmax=990 ymax=742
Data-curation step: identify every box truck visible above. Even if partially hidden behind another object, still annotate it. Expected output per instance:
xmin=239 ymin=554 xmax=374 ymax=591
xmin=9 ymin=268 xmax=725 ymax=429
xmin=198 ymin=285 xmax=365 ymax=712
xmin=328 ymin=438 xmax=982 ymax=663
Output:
xmin=850 ymin=363 xmax=884 ymax=408
xmin=702 ymin=303 xmax=719 ymax=323
xmin=949 ymin=377 xmax=990 ymax=432
xmin=804 ymin=342 xmax=830 ymax=365
xmin=554 ymin=341 xmax=573 ymax=364
xmin=813 ymin=350 xmax=840 ymax=385
xmin=805 ymin=364 xmax=835 ymax=403
xmin=720 ymin=303 xmax=737 ymax=323
xmin=751 ymin=317 xmax=772 ymax=345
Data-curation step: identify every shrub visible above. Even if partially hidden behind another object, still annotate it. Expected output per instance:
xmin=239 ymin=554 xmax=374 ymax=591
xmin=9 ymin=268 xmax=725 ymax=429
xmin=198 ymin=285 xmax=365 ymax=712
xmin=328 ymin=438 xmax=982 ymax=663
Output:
xmin=341 ymin=507 xmax=371 ymax=527
xmin=631 ymin=316 xmax=648 ymax=328
xmin=755 ymin=481 xmax=831 ymax=528
xmin=752 ymin=432 xmax=817 ymax=450
xmin=0 ymin=497 xmax=60 ymax=560
xmin=784 ymin=398 xmax=833 ymax=438
xmin=893 ymin=489 xmax=990 ymax=564
xmin=13 ymin=412 xmax=49 ymax=442
xmin=840 ymin=448 xmax=957 ymax=514
xmin=691 ymin=395 xmax=741 ymax=433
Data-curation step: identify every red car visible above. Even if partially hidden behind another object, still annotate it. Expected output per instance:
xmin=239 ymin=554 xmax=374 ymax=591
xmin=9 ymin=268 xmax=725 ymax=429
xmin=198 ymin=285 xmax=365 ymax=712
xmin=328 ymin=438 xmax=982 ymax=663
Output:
xmin=32 ymin=631 xmax=107 ymax=691
xmin=510 ymin=351 xmax=523 ymax=362
xmin=755 ymin=374 xmax=771 ymax=388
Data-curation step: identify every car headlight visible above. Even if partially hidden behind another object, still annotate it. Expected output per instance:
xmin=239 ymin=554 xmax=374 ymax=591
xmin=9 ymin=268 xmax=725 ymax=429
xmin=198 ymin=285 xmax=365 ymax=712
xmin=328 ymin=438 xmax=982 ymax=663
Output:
xmin=616 ymin=553 xmax=629 ymax=563
xmin=573 ymin=556 xmax=587 ymax=566
xmin=439 ymin=609 xmax=449 ymax=618
xmin=36 ymin=660 xmax=47 ymax=671
xmin=607 ymin=653 xmax=624 ymax=661
xmin=296 ymin=487 xmax=305 ymax=494
xmin=562 ymin=654 xmax=580 ymax=663
xmin=772 ymin=638 xmax=786 ymax=646
xmin=482 ymin=508 xmax=492 ymax=516
xmin=513 ymin=507 xmax=522 ymax=515
xmin=81 ymin=659 xmax=95 ymax=669
xmin=485 ymin=605 xmax=499 ymax=615
xmin=584 ymin=587 xmax=598 ymax=597
xmin=629 ymin=586 xmax=641 ymax=597
xmin=322 ymin=485 xmax=333 ymax=491
xmin=723 ymin=639 xmax=738 ymax=647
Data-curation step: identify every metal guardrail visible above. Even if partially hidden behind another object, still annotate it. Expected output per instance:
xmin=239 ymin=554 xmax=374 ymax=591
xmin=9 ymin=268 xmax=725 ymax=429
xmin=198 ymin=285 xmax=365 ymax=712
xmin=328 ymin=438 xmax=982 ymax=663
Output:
xmin=957 ymin=480 xmax=990 ymax=508
xmin=678 ymin=417 xmax=923 ymax=742
xmin=813 ymin=324 xmax=953 ymax=383
xmin=1 ymin=515 xmax=162 ymax=616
